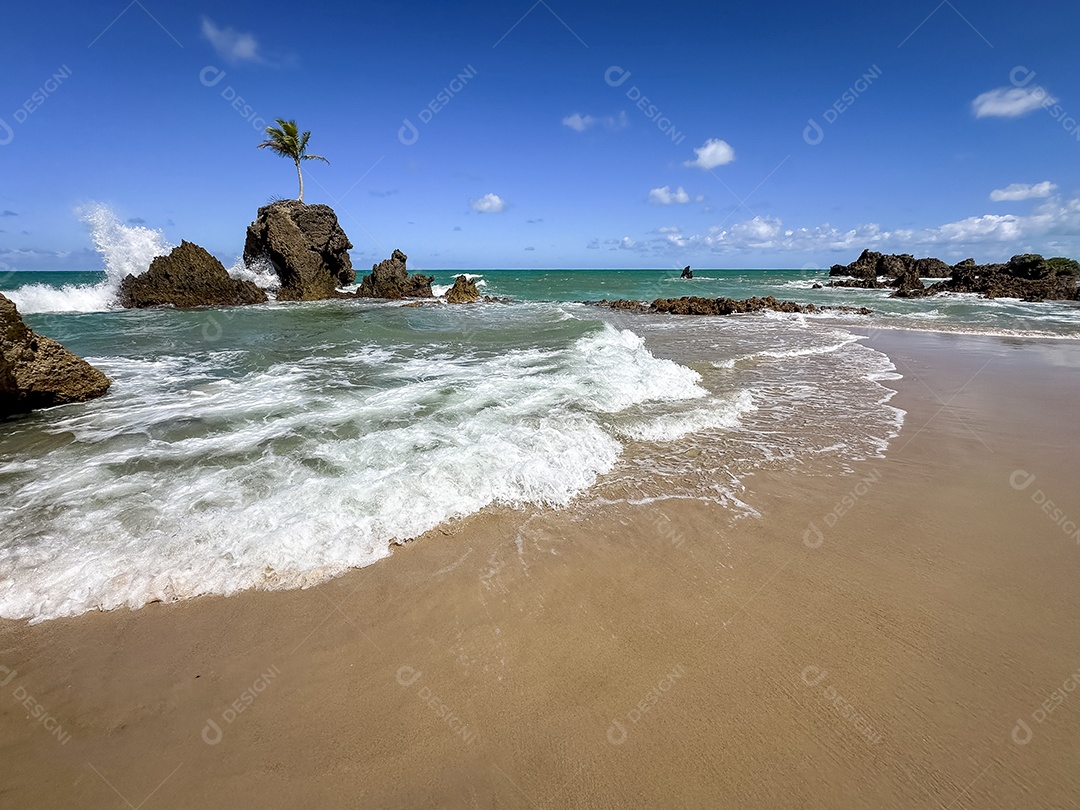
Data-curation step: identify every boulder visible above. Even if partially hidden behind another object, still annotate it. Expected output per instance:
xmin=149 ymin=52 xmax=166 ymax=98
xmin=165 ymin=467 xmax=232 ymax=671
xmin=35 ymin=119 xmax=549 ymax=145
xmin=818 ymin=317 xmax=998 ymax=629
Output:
xmin=830 ymin=250 xmax=950 ymax=280
xmin=243 ymin=200 xmax=355 ymax=301
xmin=681 ymin=266 xmax=693 ymax=279
xmin=118 ymin=241 xmax=267 ymax=308
xmin=444 ymin=275 xmax=480 ymax=304
xmin=927 ymin=253 xmax=1079 ymax=301
xmin=592 ymin=296 xmax=871 ymax=316
xmin=355 ymin=250 xmax=433 ymax=299
xmin=0 ymin=293 xmax=111 ymax=417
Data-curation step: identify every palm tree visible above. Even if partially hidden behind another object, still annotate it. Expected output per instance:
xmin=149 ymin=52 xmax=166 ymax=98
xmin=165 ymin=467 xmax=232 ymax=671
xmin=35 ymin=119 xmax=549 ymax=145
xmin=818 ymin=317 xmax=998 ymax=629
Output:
xmin=257 ymin=119 xmax=329 ymax=203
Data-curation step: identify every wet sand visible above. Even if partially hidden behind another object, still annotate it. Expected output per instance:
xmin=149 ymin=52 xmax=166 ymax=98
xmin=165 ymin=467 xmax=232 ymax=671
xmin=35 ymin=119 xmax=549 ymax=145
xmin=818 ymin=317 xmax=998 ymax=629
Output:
xmin=2 ymin=328 xmax=1079 ymax=808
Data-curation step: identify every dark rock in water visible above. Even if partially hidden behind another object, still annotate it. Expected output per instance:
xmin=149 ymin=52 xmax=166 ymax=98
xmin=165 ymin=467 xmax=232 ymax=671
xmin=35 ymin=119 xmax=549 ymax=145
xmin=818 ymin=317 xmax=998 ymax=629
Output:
xmin=681 ymin=266 xmax=693 ymax=279
xmin=811 ymin=283 xmax=823 ymax=289
xmin=355 ymin=250 xmax=433 ymax=299
xmin=889 ymin=266 xmax=927 ymax=298
xmin=592 ymin=296 xmax=871 ymax=316
xmin=243 ymin=200 xmax=355 ymax=301
xmin=830 ymin=249 xmax=950 ymax=280
xmin=926 ymin=253 xmax=1079 ymax=301
xmin=0 ymin=293 xmax=111 ymax=417
xmin=444 ymin=274 xmax=480 ymax=304
xmin=829 ymin=277 xmax=886 ymax=290
xmin=118 ymin=241 xmax=267 ymax=308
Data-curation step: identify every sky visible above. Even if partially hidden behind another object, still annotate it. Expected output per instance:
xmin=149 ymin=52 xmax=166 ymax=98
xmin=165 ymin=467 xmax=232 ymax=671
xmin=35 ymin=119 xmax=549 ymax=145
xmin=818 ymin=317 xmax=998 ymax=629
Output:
xmin=1 ymin=0 xmax=1079 ymax=271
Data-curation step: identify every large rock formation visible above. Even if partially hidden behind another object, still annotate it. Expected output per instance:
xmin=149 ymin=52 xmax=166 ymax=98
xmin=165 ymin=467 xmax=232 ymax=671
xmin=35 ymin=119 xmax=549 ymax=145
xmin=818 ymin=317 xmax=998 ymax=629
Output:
xmin=444 ymin=275 xmax=480 ymax=304
xmin=681 ymin=266 xmax=693 ymax=279
xmin=355 ymin=250 xmax=433 ymax=299
xmin=0 ymin=293 xmax=111 ymax=417
xmin=594 ymin=296 xmax=871 ymax=316
xmin=243 ymin=201 xmax=355 ymax=301
xmin=119 ymin=241 xmax=267 ymax=308
xmin=828 ymin=250 xmax=1079 ymax=302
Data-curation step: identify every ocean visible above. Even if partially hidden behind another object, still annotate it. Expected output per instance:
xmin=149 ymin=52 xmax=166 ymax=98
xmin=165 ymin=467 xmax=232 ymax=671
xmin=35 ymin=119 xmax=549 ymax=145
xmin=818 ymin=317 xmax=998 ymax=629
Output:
xmin=1 ymin=207 xmax=1078 ymax=623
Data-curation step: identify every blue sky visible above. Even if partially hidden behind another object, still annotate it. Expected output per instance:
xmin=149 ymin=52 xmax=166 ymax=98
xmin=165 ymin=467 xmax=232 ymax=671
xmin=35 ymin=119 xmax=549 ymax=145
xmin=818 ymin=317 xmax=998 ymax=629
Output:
xmin=2 ymin=0 xmax=1079 ymax=271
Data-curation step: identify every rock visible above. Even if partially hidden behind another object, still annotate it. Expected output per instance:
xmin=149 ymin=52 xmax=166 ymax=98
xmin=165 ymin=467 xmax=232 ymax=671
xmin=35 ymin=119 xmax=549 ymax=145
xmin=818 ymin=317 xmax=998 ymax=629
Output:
xmin=243 ymin=200 xmax=355 ymax=301
xmin=118 ymin=241 xmax=267 ymax=308
xmin=811 ymin=283 xmax=823 ymax=289
xmin=355 ymin=250 xmax=433 ymax=299
xmin=592 ymin=296 xmax=871 ymax=316
xmin=830 ymin=250 xmax=950 ymax=280
xmin=927 ymin=253 xmax=1079 ymax=301
xmin=681 ymin=266 xmax=693 ymax=279
xmin=444 ymin=275 xmax=480 ymax=304
xmin=828 ymin=278 xmax=886 ymax=290
xmin=0 ymin=293 xmax=111 ymax=417
xmin=914 ymin=257 xmax=951 ymax=278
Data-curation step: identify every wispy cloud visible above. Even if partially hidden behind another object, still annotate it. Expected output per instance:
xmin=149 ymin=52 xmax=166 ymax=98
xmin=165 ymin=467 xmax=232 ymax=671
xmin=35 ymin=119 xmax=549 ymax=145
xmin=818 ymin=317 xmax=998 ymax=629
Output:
xmin=201 ymin=17 xmax=265 ymax=65
xmin=470 ymin=193 xmax=507 ymax=213
xmin=684 ymin=138 xmax=734 ymax=169
xmin=562 ymin=112 xmax=629 ymax=132
xmin=648 ymin=186 xmax=690 ymax=205
xmin=990 ymin=181 xmax=1057 ymax=202
xmin=972 ymin=86 xmax=1056 ymax=118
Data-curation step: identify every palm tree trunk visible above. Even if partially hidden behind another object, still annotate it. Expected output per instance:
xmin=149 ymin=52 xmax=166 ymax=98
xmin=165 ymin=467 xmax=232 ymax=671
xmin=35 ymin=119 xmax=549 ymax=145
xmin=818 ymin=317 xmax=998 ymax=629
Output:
xmin=295 ymin=159 xmax=304 ymax=203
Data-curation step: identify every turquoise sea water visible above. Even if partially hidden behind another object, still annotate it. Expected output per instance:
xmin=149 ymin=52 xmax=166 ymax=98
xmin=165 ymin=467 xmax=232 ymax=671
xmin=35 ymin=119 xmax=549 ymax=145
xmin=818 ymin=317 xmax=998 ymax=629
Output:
xmin=0 ymin=216 xmax=1076 ymax=622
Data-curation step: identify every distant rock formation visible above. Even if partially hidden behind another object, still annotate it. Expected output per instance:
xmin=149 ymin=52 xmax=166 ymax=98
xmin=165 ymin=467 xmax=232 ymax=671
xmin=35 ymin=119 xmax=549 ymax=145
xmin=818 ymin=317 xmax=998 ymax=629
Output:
xmin=444 ymin=275 xmax=480 ymax=304
xmin=594 ymin=296 xmax=871 ymax=316
xmin=243 ymin=200 xmax=355 ymax=301
xmin=355 ymin=250 xmax=433 ymax=299
xmin=0 ymin=293 xmax=111 ymax=417
xmin=828 ymin=249 xmax=1080 ymax=302
xmin=118 ymin=241 xmax=267 ymax=308
xmin=681 ymin=266 xmax=693 ymax=279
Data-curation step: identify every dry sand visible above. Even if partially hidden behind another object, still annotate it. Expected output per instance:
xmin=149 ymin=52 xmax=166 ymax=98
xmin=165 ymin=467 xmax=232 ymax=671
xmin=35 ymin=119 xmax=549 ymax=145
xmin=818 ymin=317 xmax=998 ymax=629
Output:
xmin=2 ymin=328 xmax=1079 ymax=808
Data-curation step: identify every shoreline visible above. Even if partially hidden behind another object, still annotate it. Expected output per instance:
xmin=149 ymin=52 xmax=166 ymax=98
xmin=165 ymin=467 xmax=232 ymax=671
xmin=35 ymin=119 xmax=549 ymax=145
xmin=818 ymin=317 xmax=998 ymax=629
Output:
xmin=2 ymin=327 xmax=1080 ymax=807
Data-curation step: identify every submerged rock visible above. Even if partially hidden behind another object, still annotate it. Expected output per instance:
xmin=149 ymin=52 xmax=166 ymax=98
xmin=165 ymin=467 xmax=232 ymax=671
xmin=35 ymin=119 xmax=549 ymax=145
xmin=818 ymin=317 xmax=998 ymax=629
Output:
xmin=0 ymin=293 xmax=111 ymax=417
xmin=444 ymin=275 xmax=480 ymax=304
xmin=243 ymin=200 xmax=355 ymax=301
xmin=119 ymin=241 xmax=267 ymax=308
xmin=355 ymin=250 xmax=433 ymax=299
xmin=592 ymin=296 xmax=871 ymax=316
xmin=681 ymin=266 xmax=693 ymax=279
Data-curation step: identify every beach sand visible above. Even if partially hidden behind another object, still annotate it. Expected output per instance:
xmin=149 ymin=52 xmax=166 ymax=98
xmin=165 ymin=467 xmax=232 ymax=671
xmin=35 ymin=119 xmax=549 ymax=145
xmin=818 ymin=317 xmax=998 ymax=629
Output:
xmin=2 ymin=328 xmax=1079 ymax=808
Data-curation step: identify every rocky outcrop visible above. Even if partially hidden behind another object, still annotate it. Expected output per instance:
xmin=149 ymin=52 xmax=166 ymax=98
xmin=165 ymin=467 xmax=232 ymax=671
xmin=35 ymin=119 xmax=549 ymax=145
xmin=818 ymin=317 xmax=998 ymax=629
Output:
xmin=444 ymin=275 xmax=480 ymax=304
xmin=118 ymin=241 xmax=267 ymax=308
xmin=593 ymin=296 xmax=871 ymax=316
xmin=927 ymin=254 xmax=1080 ymax=301
xmin=829 ymin=250 xmax=1079 ymax=301
xmin=681 ymin=266 xmax=693 ymax=279
xmin=243 ymin=200 xmax=355 ymax=301
xmin=355 ymin=250 xmax=433 ymax=299
xmin=0 ymin=293 xmax=111 ymax=417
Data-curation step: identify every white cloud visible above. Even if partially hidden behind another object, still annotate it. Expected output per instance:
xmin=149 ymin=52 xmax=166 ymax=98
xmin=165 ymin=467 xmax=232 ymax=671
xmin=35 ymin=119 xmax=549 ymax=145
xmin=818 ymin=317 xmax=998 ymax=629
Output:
xmin=470 ymin=193 xmax=507 ymax=214
xmin=648 ymin=186 xmax=691 ymax=205
xmin=972 ymin=86 xmax=1056 ymax=118
xmin=990 ymin=181 xmax=1057 ymax=202
xmin=562 ymin=112 xmax=628 ymax=132
xmin=684 ymin=138 xmax=734 ymax=170
xmin=201 ymin=17 xmax=264 ymax=65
